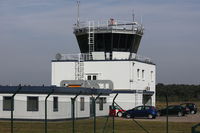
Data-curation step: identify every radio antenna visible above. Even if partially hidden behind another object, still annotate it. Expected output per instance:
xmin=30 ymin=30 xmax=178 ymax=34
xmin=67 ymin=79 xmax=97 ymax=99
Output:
xmin=132 ymin=9 xmax=135 ymax=22
xmin=76 ymin=1 xmax=80 ymax=27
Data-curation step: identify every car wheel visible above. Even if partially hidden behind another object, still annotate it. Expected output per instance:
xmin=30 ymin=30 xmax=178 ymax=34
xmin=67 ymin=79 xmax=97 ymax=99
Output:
xmin=191 ymin=110 xmax=195 ymax=114
xmin=177 ymin=112 xmax=183 ymax=117
xmin=148 ymin=114 xmax=153 ymax=119
xmin=126 ymin=114 xmax=131 ymax=119
xmin=117 ymin=112 xmax=123 ymax=117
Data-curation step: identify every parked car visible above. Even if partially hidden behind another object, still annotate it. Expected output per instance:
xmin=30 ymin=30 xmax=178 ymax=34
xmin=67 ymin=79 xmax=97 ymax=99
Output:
xmin=109 ymin=105 xmax=126 ymax=117
xmin=180 ymin=103 xmax=198 ymax=114
xmin=122 ymin=105 xmax=157 ymax=119
xmin=157 ymin=105 xmax=188 ymax=117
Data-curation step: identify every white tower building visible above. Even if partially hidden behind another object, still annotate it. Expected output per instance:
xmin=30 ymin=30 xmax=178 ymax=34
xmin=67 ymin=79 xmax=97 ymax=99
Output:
xmin=51 ymin=19 xmax=156 ymax=111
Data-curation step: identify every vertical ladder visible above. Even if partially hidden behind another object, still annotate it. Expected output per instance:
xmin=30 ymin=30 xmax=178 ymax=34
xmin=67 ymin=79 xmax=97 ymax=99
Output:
xmin=75 ymin=54 xmax=84 ymax=80
xmin=88 ymin=21 xmax=95 ymax=60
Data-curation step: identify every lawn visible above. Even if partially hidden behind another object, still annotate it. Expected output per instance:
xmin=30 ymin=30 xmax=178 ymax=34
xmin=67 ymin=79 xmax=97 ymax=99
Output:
xmin=0 ymin=117 xmax=198 ymax=133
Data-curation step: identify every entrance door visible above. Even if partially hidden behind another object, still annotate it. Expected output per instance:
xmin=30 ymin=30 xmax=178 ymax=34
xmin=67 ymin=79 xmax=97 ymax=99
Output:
xmin=90 ymin=97 xmax=94 ymax=117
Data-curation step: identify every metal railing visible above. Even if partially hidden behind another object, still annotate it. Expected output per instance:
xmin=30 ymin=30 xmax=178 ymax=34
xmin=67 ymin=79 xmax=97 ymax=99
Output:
xmin=73 ymin=19 xmax=144 ymax=35
xmin=55 ymin=53 xmax=153 ymax=63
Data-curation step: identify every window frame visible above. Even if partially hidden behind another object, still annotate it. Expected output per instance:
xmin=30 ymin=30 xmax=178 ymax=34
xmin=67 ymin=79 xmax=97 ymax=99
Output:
xmin=53 ymin=97 xmax=58 ymax=112
xmin=3 ymin=96 xmax=14 ymax=111
xmin=80 ymin=97 xmax=85 ymax=111
xmin=27 ymin=96 xmax=39 ymax=112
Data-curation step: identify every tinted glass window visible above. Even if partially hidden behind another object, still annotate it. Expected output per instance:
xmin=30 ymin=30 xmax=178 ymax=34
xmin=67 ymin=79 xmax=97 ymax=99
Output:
xmin=3 ymin=96 xmax=13 ymax=111
xmin=53 ymin=97 xmax=58 ymax=112
xmin=27 ymin=97 xmax=38 ymax=111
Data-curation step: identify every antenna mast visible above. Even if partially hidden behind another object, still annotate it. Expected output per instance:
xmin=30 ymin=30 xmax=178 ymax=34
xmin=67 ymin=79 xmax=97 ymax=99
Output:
xmin=132 ymin=9 xmax=135 ymax=22
xmin=77 ymin=1 xmax=80 ymax=27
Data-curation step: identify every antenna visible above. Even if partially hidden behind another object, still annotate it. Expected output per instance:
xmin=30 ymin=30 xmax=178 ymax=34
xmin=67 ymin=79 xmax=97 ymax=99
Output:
xmin=76 ymin=1 xmax=80 ymax=27
xmin=132 ymin=9 xmax=135 ymax=22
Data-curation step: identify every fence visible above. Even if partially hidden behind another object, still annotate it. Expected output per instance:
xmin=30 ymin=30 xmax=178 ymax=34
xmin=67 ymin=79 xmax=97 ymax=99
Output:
xmin=0 ymin=90 xmax=199 ymax=133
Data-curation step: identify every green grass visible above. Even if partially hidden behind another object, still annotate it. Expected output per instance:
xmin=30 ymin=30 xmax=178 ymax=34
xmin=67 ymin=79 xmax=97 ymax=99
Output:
xmin=0 ymin=117 xmax=198 ymax=133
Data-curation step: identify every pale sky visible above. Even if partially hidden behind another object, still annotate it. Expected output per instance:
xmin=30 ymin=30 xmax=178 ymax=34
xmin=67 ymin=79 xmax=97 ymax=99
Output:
xmin=0 ymin=0 xmax=200 ymax=85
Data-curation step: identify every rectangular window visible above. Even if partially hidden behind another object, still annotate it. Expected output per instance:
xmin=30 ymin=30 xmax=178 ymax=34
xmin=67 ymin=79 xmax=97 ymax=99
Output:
xmin=151 ymin=71 xmax=154 ymax=82
xmin=142 ymin=70 xmax=145 ymax=80
xmin=53 ymin=97 xmax=58 ymax=112
xmin=87 ymin=75 xmax=91 ymax=80
xmin=93 ymin=75 xmax=97 ymax=80
xmin=137 ymin=69 xmax=140 ymax=79
xmin=3 ymin=96 xmax=13 ymax=111
xmin=99 ymin=98 xmax=104 ymax=110
xmin=80 ymin=97 xmax=85 ymax=111
xmin=27 ymin=97 xmax=38 ymax=111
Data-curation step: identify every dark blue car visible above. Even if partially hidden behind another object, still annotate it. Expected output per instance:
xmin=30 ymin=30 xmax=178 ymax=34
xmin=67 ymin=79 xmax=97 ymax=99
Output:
xmin=123 ymin=105 xmax=157 ymax=119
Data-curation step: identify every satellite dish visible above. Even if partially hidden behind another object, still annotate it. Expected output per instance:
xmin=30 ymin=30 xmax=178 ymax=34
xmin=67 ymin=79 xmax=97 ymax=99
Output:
xmin=55 ymin=53 xmax=62 ymax=60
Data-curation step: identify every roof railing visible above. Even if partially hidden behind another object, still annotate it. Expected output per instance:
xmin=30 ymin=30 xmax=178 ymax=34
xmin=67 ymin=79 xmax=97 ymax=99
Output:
xmin=73 ymin=19 xmax=144 ymax=32
xmin=55 ymin=53 xmax=153 ymax=64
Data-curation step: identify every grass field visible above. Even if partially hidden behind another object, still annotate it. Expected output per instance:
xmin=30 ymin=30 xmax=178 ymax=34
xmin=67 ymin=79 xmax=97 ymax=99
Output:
xmin=0 ymin=118 xmax=198 ymax=133
xmin=0 ymin=101 xmax=199 ymax=133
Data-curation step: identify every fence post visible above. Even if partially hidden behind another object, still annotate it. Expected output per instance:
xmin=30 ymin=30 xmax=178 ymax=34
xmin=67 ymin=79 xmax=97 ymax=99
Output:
xmin=71 ymin=92 xmax=81 ymax=133
xmin=45 ymin=88 xmax=54 ymax=133
xmin=11 ymin=84 xmax=22 ymax=133
xmin=112 ymin=93 xmax=118 ymax=133
xmin=165 ymin=90 xmax=169 ymax=133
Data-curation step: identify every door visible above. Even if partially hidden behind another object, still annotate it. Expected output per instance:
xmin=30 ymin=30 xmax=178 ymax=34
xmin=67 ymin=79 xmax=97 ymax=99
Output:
xmin=90 ymin=97 xmax=94 ymax=117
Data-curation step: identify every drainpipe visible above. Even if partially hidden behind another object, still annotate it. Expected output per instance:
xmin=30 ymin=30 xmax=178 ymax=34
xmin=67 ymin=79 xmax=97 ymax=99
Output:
xmin=93 ymin=93 xmax=102 ymax=133
xmin=71 ymin=91 xmax=81 ymax=133
xmin=112 ymin=93 xmax=118 ymax=133
xmin=45 ymin=88 xmax=54 ymax=133
xmin=11 ymin=84 xmax=22 ymax=133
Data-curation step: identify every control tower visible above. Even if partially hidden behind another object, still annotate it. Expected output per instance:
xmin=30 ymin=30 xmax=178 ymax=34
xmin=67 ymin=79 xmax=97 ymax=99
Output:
xmin=52 ymin=17 xmax=156 ymax=109
xmin=73 ymin=19 xmax=144 ymax=60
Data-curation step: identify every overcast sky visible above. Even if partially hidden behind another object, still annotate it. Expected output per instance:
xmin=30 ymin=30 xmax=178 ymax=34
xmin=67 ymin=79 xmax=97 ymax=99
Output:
xmin=0 ymin=0 xmax=200 ymax=85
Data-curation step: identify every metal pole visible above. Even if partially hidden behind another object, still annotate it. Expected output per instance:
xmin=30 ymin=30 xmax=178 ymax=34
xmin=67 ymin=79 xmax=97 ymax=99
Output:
xmin=71 ymin=92 xmax=81 ymax=133
xmin=165 ymin=91 xmax=169 ymax=133
xmin=93 ymin=93 xmax=102 ymax=133
xmin=11 ymin=84 xmax=22 ymax=133
xmin=45 ymin=88 xmax=54 ymax=133
xmin=112 ymin=93 xmax=118 ymax=133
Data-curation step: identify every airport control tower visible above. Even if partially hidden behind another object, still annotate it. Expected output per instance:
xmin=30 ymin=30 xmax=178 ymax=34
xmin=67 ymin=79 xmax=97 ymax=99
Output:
xmin=52 ymin=16 xmax=156 ymax=109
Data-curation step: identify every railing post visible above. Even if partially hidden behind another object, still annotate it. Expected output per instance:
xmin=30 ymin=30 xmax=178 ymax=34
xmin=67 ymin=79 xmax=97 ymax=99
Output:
xmin=71 ymin=92 xmax=81 ymax=133
xmin=112 ymin=93 xmax=118 ymax=133
xmin=45 ymin=88 xmax=54 ymax=133
xmin=93 ymin=93 xmax=102 ymax=133
xmin=11 ymin=84 xmax=22 ymax=133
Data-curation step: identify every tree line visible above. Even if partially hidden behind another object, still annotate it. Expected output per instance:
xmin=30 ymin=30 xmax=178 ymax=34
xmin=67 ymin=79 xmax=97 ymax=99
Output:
xmin=156 ymin=83 xmax=200 ymax=102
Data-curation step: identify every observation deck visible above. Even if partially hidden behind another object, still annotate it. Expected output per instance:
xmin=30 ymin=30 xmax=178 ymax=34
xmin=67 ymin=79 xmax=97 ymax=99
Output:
xmin=73 ymin=19 xmax=144 ymax=54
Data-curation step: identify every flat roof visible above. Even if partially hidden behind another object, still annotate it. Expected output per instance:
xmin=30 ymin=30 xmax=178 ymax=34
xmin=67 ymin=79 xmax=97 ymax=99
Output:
xmin=0 ymin=86 xmax=111 ymax=95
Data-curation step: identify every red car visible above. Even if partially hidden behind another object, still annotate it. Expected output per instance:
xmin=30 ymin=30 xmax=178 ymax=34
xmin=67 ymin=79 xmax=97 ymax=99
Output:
xmin=109 ymin=105 xmax=126 ymax=117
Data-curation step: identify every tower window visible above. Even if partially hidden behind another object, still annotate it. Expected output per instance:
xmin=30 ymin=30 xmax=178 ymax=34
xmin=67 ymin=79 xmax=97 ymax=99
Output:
xmin=87 ymin=75 xmax=92 ymax=80
xmin=142 ymin=70 xmax=145 ymax=80
xmin=137 ymin=69 xmax=140 ymax=79
xmin=93 ymin=75 xmax=97 ymax=80
xmin=151 ymin=71 xmax=154 ymax=82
